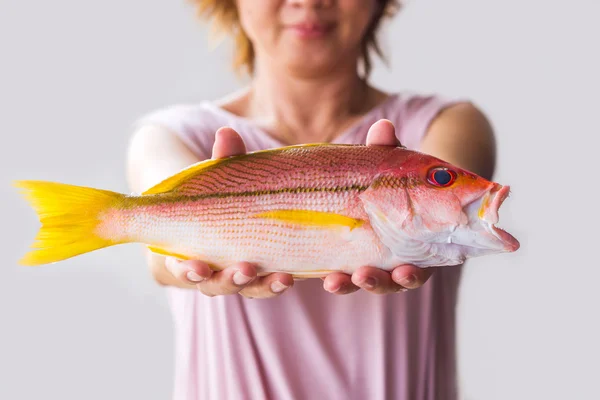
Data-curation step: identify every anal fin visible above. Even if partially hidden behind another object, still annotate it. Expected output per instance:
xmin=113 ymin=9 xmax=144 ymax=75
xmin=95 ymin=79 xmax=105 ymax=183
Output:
xmin=147 ymin=246 xmax=191 ymax=260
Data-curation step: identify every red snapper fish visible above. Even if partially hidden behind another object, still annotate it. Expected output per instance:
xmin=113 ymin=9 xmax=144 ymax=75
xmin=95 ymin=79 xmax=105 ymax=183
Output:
xmin=14 ymin=144 xmax=519 ymax=278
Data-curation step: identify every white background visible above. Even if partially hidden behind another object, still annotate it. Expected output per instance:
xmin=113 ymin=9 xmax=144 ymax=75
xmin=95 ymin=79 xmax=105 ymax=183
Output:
xmin=1 ymin=0 xmax=598 ymax=399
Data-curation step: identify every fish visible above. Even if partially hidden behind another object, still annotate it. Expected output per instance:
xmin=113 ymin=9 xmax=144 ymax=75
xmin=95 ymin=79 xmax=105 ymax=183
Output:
xmin=13 ymin=143 xmax=519 ymax=278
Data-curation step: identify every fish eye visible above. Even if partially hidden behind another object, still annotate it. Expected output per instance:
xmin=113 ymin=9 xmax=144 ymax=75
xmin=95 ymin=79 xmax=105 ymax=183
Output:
xmin=427 ymin=167 xmax=457 ymax=187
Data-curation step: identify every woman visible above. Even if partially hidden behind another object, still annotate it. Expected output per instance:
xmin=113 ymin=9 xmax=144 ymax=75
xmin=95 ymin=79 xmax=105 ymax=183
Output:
xmin=127 ymin=0 xmax=496 ymax=399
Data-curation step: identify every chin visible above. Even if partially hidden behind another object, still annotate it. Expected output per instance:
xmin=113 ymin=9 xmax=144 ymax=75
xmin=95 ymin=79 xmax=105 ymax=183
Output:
xmin=283 ymin=54 xmax=352 ymax=79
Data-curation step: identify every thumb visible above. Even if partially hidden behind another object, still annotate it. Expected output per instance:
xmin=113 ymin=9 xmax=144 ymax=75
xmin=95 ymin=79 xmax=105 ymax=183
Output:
xmin=366 ymin=119 xmax=401 ymax=147
xmin=212 ymin=127 xmax=247 ymax=159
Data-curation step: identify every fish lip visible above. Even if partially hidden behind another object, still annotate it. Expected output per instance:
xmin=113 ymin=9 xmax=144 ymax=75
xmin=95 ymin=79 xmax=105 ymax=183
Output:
xmin=491 ymin=224 xmax=520 ymax=252
xmin=480 ymin=184 xmax=520 ymax=252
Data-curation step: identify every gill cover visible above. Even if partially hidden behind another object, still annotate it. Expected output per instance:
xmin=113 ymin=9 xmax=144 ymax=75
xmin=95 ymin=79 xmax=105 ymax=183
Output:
xmin=358 ymin=176 xmax=434 ymax=264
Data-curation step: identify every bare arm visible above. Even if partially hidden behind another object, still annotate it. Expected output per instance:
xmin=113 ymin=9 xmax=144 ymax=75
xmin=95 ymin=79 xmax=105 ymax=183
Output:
xmin=420 ymin=102 xmax=496 ymax=181
xmin=324 ymin=103 xmax=497 ymax=295
xmin=126 ymin=103 xmax=495 ymax=296
xmin=126 ymin=124 xmax=202 ymax=289
xmin=126 ymin=124 xmax=295 ymax=297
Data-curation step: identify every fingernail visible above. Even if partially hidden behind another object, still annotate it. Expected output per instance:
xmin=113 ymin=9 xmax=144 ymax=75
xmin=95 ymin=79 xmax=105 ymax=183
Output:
xmin=324 ymin=281 xmax=340 ymax=293
xmin=357 ymin=276 xmax=377 ymax=289
xmin=398 ymin=274 xmax=417 ymax=288
xmin=364 ymin=277 xmax=377 ymax=289
xmin=270 ymin=281 xmax=289 ymax=293
xmin=186 ymin=271 xmax=204 ymax=282
xmin=233 ymin=271 xmax=253 ymax=286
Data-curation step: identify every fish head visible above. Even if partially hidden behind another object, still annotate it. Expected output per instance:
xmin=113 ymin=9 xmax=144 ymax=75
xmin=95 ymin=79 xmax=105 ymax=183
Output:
xmin=359 ymin=148 xmax=519 ymax=266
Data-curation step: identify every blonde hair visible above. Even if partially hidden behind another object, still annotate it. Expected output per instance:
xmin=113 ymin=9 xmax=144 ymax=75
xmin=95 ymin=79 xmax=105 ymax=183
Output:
xmin=191 ymin=0 xmax=401 ymax=78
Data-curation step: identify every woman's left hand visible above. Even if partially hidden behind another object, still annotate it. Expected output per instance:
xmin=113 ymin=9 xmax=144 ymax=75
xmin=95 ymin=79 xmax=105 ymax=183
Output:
xmin=321 ymin=119 xmax=434 ymax=294
xmin=323 ymin=264 xmax=434 ymax=294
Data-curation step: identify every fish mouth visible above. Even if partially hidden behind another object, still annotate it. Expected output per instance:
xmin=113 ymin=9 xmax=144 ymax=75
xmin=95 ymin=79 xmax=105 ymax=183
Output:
xmin=478 ymin=184 xmax=520 ymax=252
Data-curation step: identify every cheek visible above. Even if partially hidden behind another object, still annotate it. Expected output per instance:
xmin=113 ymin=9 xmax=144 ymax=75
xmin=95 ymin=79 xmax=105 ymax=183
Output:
xmin=237 ymin=1 xmax=279 ymax=43
xmin=337 ymin=2 xmax=377 ymax=44
xmin=338 ymin=0 xmax=378 ymax=15
xmin=408 ymin=188 xmax=468 ymax=231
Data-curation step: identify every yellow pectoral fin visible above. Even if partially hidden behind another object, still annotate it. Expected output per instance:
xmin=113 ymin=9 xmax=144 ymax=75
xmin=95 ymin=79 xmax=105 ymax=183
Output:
xmin=252 ymin=209 xmax=364 ymax=230
xmin=147 ymin=246 xmax=191 ymax=260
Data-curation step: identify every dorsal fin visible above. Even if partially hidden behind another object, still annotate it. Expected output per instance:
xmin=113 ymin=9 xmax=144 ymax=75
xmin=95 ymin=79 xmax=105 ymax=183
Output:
xmin=142 ymin=157 xmax=228 ymax=195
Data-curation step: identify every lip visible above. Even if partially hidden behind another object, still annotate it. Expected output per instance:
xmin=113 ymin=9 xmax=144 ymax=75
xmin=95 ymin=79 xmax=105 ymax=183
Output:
xmin=286 ymin=21 xmax=335 ymax=38
xmin=479 ymin=184 xmax=506 ymax=225
xmin=480 ymin=185 xmax=520 ymax=252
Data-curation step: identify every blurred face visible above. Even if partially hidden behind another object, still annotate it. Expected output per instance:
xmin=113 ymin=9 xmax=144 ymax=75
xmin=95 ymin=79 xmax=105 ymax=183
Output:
xmin=235 ymin=0 xmax=379 ymax=77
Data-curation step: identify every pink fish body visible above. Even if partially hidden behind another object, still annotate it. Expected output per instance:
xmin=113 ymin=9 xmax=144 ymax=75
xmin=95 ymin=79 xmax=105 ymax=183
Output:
xmin=15 ymin=144 xmax=519 ymax=277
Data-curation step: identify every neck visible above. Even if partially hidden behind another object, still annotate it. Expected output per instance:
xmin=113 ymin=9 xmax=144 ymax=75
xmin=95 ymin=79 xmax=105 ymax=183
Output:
xmin=245 ymin=57 xmax=384 ymax=145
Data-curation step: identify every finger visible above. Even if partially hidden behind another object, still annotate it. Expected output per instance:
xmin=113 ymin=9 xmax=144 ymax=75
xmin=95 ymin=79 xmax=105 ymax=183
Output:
xmin=391 ymin=264 xmax=434 ymax=290
xmin=365 ymin=119 xmax=401 ymax=147
xmin=212 ymin=127 xmax=247 ymax=159
xmin=165 ymin=257 xmax=213 ymax=284
xmin=323 ymin=272 xmax=360 ymax=295
xmin=239 ymin=272 xmax=295 ymax=299
xmin=196 ymin=262 xmax=257 ymax=297
xmin=351 ymin=266 xmax=405 ymax=294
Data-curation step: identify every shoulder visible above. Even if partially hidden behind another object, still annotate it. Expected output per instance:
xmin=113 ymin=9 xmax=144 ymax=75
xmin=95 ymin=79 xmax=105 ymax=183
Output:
xmin=126 ymin=102 xmax=227 ymax=193
xmin=132 ymin=102 xmax=226 ymax=158
xmin=426 ymin=101 xmax=494 ymax=142
xmin=381 ymin=92 xmax=496 ymax=180
xmin=383 ymin=92 xmax=464 ymax=150
xmin=421 ymin=101 xmax=497 ymax=180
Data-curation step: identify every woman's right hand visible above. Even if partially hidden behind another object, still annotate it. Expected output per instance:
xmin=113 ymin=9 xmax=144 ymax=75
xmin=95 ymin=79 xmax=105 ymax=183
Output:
xmin=161 ymin=127 xmax=295 ymax=298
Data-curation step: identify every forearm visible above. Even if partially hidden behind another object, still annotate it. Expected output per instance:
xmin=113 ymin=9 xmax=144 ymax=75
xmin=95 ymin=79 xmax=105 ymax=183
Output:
xmin=126 ymin=124 xmax=206 ymax=289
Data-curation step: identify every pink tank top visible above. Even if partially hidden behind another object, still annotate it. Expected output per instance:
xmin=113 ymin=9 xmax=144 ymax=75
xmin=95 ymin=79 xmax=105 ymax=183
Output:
xmin=138 ymin=93 xmax=464 ymax=400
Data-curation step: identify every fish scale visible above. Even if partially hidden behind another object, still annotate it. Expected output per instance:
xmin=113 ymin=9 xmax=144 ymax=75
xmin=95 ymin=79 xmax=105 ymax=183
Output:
xmin=155 ymin=144 xmax=385 ymax=197
xmin=111 ymin=188 xmax=385 ymax=274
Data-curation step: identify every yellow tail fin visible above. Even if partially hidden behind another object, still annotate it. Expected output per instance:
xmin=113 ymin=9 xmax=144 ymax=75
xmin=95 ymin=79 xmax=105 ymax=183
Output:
xmin=14 ymin=180 xmax=126 ymax=266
